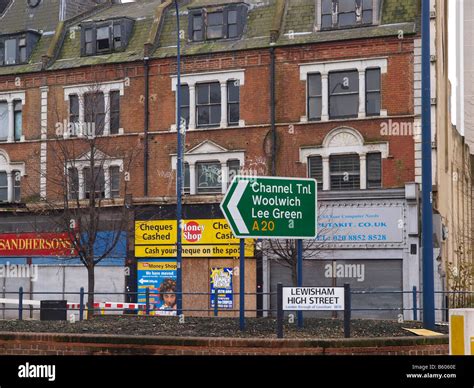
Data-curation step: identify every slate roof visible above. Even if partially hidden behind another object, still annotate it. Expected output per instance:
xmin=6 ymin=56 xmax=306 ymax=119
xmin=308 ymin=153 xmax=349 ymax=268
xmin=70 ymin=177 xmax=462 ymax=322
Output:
xmin=0 ymin=0 xmax=420 ymax=75
xmin=0 ymin=0 xmax=63 ymax=34
xmin=155 ymin=0 xmax=276 ymax=58
xmin=154 ymin=0 xmax=418 ymax=58
xmin=0 ymin=0 xmax=101 ymax=76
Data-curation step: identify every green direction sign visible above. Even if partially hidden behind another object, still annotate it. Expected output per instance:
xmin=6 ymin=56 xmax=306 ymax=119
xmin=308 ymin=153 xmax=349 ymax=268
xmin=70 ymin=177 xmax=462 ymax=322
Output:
xmin=220 ymin=176 xmax=317 ymax=239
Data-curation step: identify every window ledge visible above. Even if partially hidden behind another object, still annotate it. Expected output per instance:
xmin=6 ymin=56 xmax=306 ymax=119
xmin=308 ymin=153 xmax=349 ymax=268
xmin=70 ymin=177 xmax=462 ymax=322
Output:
xmin=61 ymin=128 xmax=125 ymax=140
xmin=170 ymin=121 xmax=245 ymax=132
xmin=300 ymin=112 xmax=388 ymax=125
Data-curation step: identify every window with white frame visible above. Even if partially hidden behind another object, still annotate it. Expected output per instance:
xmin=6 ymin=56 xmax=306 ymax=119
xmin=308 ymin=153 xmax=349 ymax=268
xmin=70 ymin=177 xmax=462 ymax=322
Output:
xmin=329 ymin=153 xmax=360 ymax=190
xmin=196 ymin=161 xmax=221 ymax=194
xmin=308 ymin=156 xmax=323 ymax=189
xmin=227 ymin=159 xmax=240 ymax=185
xmin=184 ymin=159 xmax=241 ymax=195
xmin=109 ymin=165 xmax=121 ymax=198
xmin=66 ymin=151 xmax=123 ymax=200
xmin=13 ymin=169 xmax=21 ymax=201
xmin=0 ymin=92 xmax=25 ymax=142
xmin=64 ymin=81 xmax=124 ymax=138
xmin=0 ymin=102 xmax=7 ymax=140
xmin=171 ymin=70 xmax=245 ymax=130
xmin=365 ymin=68 xmax=381 ymax=116
xmin=300 ymin=58 xmax=387 ymax=123
xmin=329 ymin=70 xmax=359 ymax=119
xmin=0 ymin=150 xmax=25 ymax=202
xmin=68 ymin=167 xmax=79 ymax=200
xmin=180 ymin=85 xmax=190 ymax=129
xmin=196 ymin=82 xmax=221 ymax=127
xmin=68 ymin=164 xmax=121 ymax=200
xmin=227 ymin=81 xmax=240 ymax=126
xmin=366 ymin=152 xmax=382 ymax=188
xmin=13 ymin=100 xmax=22 ymax=141
xmin=0 ymin=172 xmax=7 ymax=201
xmin=84 ymin=166 xmax=105 ymax=199
xmin=84 ymin=92 xmax=105 ymax=135
xmin=308 ymin=74 xmax=322 ymax=121
xmin=172 ymin=140 xmax=244 ymax=195
xmin=302 ymin=127 xmax=387 ymax=191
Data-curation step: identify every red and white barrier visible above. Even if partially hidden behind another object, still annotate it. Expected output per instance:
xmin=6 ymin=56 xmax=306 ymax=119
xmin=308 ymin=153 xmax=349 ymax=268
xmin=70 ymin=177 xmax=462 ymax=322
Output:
xmin=0 ymin=298 xmax=146 ymax=311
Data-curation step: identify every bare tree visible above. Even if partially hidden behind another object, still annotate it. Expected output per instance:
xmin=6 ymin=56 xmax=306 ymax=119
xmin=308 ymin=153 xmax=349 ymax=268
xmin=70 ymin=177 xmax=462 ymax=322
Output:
xmin=263 ymin=207 xmax=337 ymax=286
xmin=26 ymin=82 xmax=139 ymax=316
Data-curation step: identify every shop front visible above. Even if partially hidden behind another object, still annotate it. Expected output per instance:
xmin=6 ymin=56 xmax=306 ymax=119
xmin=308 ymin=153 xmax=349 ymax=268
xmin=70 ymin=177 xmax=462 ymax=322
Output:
xmin=135 ymin=215 xmax=255 ymax=317
xmin=0 ymin=228 xmax=127 ymax=319
xmin=265 ymin=186 xmax=422 ymax=320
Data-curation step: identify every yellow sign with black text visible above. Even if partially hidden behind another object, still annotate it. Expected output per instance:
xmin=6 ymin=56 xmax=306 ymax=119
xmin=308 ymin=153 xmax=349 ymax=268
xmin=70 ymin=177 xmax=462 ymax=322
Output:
xmin=135 ymin=219 xmax=254 ymax=258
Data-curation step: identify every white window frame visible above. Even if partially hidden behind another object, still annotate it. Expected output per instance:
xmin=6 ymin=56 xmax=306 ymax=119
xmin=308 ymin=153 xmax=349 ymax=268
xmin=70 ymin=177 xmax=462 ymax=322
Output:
xmin=171 ymin=70 xmax=245 ymax=131
xmin=0 ymin=91 xmax=25 ymax=143
xmin=0 ymin=149 xmax=25 ymax=202
xmin=66 ymin=151 xmax=123 ymax=200
xmin=300 ymin=127 xmax=388 ymax=190
xmin=63 ymin=80 xmax=125 ymax=138
xmin=171 ymin=140 xmax=245 ymax=195
xmin=300 ymin=58 xmax=388 ymax=122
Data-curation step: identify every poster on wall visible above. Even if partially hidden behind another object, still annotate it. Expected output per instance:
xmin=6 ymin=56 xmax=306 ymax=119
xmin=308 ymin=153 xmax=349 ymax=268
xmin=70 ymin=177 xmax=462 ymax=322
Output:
xmin=137 ymin=260 xmax=177 ymax=316
xmin=135 ymin=219 xmax=254 ymax=258
xmin=210 ymin=268 xmax=233 ymax=310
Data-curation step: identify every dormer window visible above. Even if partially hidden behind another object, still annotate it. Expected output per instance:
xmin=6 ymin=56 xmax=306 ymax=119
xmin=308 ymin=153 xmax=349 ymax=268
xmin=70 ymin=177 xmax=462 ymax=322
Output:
xmin=80 ymin=18 xmax=134 ymax=57
xmin=189 ymin=4 xmax=247 ymax=42
xmin=0 ymin=32 xmax=40 ymax=66
xmin=321 ymin=0 xmax=374 ymax=30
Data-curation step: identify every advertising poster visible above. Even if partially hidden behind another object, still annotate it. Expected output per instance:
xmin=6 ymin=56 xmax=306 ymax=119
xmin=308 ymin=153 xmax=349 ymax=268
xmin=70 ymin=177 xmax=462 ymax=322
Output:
xmin=137 ymin=260 xmax=177 ymax=316
xmin=135 ymin=219 xmax=254 ymax=258
xmin=210 ymin=267 xmax=233 ymax=310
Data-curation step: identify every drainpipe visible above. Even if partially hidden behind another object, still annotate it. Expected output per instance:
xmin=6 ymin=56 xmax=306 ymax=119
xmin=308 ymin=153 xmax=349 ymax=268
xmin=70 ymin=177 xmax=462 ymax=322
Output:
xmin=144 ymin=57 xmax=150 ymax=197
xmin=270 ymin=47 xmax=276 ymax=176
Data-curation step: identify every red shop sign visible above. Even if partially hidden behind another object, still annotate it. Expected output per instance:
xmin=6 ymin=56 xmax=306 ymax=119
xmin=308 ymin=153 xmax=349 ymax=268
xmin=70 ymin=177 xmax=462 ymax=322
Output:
xmin=0 ymin=233 xmax=76 ymax=257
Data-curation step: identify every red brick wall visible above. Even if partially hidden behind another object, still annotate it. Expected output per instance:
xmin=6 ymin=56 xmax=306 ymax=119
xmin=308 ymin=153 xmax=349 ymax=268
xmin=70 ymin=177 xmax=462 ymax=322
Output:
xmin=0 ymin=35 xmax=417 ymax=201
xmin=0 ymin=333 xmax=448 ymax=356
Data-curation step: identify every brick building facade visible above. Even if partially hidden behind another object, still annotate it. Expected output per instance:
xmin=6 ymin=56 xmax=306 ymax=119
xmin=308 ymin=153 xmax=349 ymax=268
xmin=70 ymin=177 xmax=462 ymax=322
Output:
xmin=1 ymin=0 xmax=464 ymax=319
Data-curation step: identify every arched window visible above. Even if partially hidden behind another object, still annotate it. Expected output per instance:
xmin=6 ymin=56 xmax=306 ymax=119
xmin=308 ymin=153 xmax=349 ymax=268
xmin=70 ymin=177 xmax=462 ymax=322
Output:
xmin=0 ymin=150 xmax=25 ymax=202
xmin=300 ymin=127 xmax=388 ymax=191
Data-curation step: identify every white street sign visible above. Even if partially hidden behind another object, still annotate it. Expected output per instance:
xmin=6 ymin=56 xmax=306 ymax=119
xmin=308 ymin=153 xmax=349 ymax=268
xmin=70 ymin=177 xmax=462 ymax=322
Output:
xmin=283 ymin=287 xmax=345 ymax=311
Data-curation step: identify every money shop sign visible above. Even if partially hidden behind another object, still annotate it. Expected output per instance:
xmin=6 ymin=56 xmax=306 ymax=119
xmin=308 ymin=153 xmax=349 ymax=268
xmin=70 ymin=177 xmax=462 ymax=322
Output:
xmin=135 ymin=219 xmax=254 ymax=258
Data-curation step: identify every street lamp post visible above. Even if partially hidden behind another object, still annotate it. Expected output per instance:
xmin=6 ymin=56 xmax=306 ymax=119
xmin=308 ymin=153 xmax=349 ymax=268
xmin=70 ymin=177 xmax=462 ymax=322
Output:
xmin=175 ymin=0 xmax=183 ymax=316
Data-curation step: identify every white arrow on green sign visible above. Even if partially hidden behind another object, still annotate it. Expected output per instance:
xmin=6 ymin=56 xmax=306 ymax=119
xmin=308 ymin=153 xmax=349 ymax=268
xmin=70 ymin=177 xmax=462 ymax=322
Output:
xmin=220 ymin=176 xmax=317 ymax=239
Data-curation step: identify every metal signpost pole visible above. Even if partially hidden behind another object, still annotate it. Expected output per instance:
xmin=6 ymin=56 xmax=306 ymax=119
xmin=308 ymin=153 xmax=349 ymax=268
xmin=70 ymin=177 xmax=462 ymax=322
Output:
xmin=297 ymin=239 xmax=303 ymax=328
xmin=240 ymin=238 xmax=245 ymax=331
xmin=174 ymin=0 xmax=183 ymax=316
xmin=421 ymin=0 xmax=435 ymax=330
